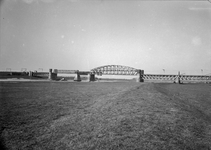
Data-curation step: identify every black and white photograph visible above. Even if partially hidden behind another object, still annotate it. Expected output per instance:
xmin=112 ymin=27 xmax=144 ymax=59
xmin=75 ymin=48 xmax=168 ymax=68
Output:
xmin=0 ymin=0 xmax=211 ymax=149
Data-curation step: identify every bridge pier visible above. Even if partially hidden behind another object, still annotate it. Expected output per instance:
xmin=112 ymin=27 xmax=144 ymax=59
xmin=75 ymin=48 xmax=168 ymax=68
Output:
xmin=74 ymin=71 xmax=81 ymax=82
xmin=137 ymin=70 xmax=144 ymax=82
xmin=88 ymin=73 xmax=95 ymax=82
xmin=48 ymin=69 xmax=52 ymax=80
xmin=53 ymin=69 xmax=58 ymax=74
xmin=49 ymin=69 xmax=57 ymax=80
xmin=176 ymin=71 xmax=181 ymax=84
xmin=29 ymin=71 xmax=33 ymax=77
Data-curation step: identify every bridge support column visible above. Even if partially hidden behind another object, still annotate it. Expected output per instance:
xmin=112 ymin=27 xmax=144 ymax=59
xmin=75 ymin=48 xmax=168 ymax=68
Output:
xmin=52 ymin=73 xmax=57 ymax=80
xmin=74 ymin=73 xmax=81 ymax=82
xmin=137 ymin=70 xmax=144 ymax=82
xmin=49 ymin=69 xmax=52 ymax=80
xmin=176 ymin=71 xmax=181 ymax=84
xmin=88 ymin=73 xmax=95 ymax=82
xmin=53 ymin=69 xmax=58 ymax=74
xmin=29 ymin=71 xmax=33 ymax=77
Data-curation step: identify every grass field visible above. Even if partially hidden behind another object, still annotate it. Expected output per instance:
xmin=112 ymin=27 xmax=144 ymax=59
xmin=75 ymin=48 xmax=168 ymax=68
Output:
xmin=0 ymin=81 xmax=211 ymax=149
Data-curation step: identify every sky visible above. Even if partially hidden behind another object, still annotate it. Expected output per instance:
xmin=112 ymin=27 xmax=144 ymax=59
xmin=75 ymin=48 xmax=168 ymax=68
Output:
xmin=0 ymin=0 xmax=211 ymax=75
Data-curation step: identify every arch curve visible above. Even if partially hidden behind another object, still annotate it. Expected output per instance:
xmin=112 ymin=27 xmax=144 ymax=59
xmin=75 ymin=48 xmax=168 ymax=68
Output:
xmin=91 ymin=65 xmax=139 ymax=75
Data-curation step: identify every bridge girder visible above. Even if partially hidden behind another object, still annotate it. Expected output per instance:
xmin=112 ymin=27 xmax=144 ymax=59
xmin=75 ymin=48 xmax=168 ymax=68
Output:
xmin=91 ymin=65 xmax=140 ymax=75
xmin=143 ymin=74 xmax=211 ymax=81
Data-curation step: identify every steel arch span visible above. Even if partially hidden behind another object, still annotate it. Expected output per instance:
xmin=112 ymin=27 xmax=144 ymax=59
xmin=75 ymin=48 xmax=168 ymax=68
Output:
xmin=91 ymin=65 xmax=140 ymax=75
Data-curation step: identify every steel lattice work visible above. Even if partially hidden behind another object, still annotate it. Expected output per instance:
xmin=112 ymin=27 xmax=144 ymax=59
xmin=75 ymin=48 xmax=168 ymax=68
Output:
xmin=143 ymin=74 xmax=178 ymax=80
xmin=91 ymin=65 xmax=140 ymax=75
xmin=143 ymin=74 xmax=211 ymax=81
xmin=56 ymin=70 xmax=78 ymax=74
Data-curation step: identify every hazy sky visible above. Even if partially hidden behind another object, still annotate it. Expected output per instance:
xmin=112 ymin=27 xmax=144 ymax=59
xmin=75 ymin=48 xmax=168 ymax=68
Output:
xmin=1 ymin=0 xmax=211 ymax=75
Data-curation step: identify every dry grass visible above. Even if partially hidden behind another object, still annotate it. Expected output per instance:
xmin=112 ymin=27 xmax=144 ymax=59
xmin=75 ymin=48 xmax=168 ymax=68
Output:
xmin=0 ymin=82 xmax=211 ymax=149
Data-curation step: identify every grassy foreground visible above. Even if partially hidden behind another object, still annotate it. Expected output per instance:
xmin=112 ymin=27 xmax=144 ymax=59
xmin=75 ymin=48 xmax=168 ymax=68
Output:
xmin=0 ymin=82 xmax=211 ymax=149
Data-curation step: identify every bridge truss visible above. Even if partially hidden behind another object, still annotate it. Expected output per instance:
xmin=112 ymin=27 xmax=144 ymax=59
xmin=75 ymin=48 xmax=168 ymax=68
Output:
xmin=91 ymin=65 xmax=141 ymax=75
xmin=143 ymin=74 xmax=211 ymax=82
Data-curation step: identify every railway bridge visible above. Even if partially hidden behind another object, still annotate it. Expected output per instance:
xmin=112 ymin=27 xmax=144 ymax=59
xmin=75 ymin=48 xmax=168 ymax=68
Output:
xmin=32 ymin=65 xmax=211 ymax=83
xmin=54 ymin=65 xmax=144 ymax=82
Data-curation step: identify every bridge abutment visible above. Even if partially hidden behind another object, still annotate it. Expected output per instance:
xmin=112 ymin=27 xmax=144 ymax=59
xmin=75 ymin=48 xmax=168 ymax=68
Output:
xmin=137 ymin=70 xmax=144 ymax=82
